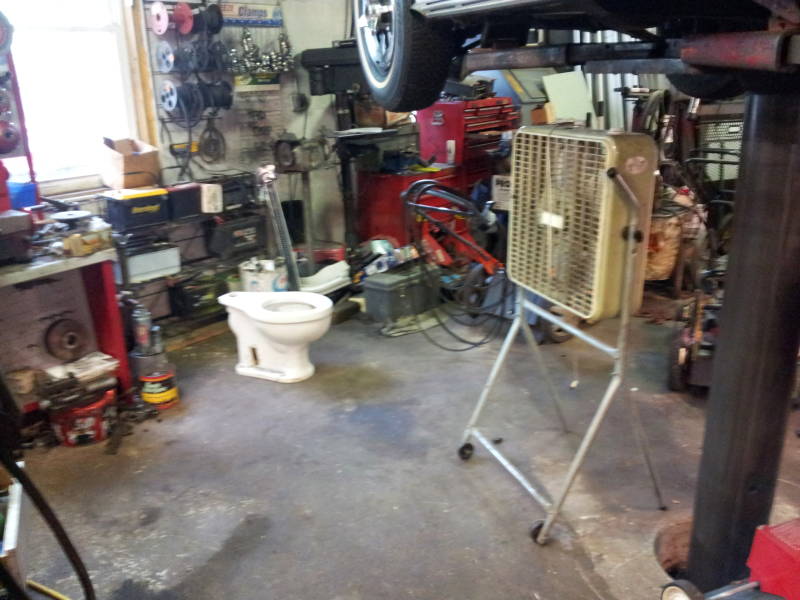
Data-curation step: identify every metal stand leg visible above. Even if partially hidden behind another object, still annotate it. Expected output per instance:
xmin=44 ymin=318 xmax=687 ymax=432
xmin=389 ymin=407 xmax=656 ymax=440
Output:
xmin=535 ymin=375 xmax=622 ymax=543
xmin=461 ymin=315 xmax=522 ymax=446
xmin=519 ymin=314 xmax=569 ymax=433
xmin=625 ymin=390 xmax=667 ymax=511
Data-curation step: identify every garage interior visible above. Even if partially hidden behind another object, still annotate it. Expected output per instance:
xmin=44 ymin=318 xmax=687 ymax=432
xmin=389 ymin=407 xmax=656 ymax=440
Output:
xmin=0 ymin=2 xmax=799 ymax=600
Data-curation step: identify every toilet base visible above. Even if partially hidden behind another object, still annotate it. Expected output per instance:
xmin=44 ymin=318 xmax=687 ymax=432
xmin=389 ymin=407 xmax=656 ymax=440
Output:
xmin=235 ymin=363 xmax=315 ymax=384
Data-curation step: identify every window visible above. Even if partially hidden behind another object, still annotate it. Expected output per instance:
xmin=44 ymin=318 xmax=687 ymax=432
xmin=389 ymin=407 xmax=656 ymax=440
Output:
xmin=0 ymin=0 xmax=136 ymax=184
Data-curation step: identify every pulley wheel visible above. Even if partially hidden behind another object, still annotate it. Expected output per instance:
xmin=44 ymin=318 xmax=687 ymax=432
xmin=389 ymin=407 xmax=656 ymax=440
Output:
xmin=0 ymin=120 xmax=20 ymax=154
xmin=156 ymin=40 xmax=175 ymax=73
xmin=149 ymin=1 xmax=170 ymax=35
xmin=0 ymin=89 xmax=11 ymax=114
xmin=160 ymin=80 xmax=180 ymax=112
xmin=45 ymin=319 xmax=90 ymax=361
xmin=173 ymin=2 xmax=194 ymax=36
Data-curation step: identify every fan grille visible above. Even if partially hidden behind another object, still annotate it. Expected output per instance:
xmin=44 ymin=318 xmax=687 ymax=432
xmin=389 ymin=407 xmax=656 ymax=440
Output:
xmin=508 ymin=131 xmax=608 ymax=319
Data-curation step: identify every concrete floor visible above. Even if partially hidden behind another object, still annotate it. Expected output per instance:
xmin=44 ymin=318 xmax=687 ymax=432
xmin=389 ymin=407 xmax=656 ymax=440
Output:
xmin=23 ymin=315 xmax=800 ymax=600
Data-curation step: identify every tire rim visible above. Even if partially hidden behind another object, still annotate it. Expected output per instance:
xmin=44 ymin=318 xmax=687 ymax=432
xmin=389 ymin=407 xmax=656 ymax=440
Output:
xmin=356 ymin=0 xmax=395 ymax=80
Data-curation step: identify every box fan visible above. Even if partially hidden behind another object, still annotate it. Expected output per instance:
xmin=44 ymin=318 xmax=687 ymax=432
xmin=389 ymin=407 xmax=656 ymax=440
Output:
xmin=508 ymin=125 xmax=656 ymax=321
xmin=458 ymin=124 xmax=664 ymax=546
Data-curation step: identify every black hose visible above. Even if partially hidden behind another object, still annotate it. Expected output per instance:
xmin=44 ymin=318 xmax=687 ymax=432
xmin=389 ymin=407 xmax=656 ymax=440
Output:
xmin=0 ymin=559 xmax=33 ymax=600
xmin=0 ymin=455 xmax=96 ymax=600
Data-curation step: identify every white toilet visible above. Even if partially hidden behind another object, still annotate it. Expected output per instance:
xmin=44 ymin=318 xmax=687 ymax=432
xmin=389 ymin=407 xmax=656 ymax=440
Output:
xmin=218 ymin=291 xmax=333 ymax=383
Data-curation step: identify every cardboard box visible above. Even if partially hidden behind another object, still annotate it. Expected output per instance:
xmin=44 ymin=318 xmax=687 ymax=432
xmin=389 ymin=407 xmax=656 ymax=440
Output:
xmin=101 ymin=138 xmax=160 ymax=189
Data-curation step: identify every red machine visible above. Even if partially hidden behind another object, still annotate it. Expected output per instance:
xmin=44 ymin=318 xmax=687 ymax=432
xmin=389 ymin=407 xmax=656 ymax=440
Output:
xmin=403 ymin=179 xmax=503 ymax=276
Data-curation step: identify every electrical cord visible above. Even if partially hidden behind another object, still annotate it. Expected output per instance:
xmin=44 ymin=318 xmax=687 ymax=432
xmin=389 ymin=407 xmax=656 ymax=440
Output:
xmin=0 ymin=455 xmax=96 ymax=600
xmin=399 ymin=181 xmax=514 ymax=350
xmin=26 ymin=580 xmax=73 ymax=600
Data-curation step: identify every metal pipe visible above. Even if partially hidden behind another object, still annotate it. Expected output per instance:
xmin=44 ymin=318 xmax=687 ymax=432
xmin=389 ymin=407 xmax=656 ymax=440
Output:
xmin=536 ymin=375 xmax=622 ymax=542
xmin=461 ymin=315 xmax=521 ymax=445
xmin=522 ymin=300 xmax=619 ymax=358
xmin=519 ymin=315 xmax=569 ymax=433
xmin=687 ymin=91 xmax=800 ymax=590
xmin=472 ymin=428 xmax=553 ymax=510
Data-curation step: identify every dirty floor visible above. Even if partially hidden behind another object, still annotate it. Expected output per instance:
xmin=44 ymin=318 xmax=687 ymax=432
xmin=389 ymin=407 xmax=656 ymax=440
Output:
xmin=23 ymin=316 xmax=800 ymax=600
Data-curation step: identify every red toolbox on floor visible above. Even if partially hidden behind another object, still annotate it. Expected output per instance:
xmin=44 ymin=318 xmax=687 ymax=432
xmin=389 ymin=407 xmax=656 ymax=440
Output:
xmin=748 ymin=518 xmax=800 ymax=600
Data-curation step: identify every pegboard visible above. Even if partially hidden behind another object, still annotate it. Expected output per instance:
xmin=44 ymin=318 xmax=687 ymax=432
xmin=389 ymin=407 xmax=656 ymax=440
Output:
xmin=144 ymin=1 xmax=289 ymax=184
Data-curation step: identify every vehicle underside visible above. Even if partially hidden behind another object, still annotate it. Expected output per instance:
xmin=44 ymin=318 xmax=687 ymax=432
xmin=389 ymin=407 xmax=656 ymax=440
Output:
xmin=355 ymin=0 xmax=784 ymax=112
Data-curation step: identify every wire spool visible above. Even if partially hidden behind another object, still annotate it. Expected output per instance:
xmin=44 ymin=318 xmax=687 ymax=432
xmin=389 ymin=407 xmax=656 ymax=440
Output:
xmin=199 ymin=120 xmax=226 ymax=163
xmin=173 ymin=2 xmax=194 ymax=36
xmin=192 ymin=4 xmax=224 ymax=35
xmin=209 ymin=40 xmax=231 ymax=72
xmin=174 ymin=45 xmax=198 ymax=74
xmin=0 ymin=120 xmax=19 ymax=154
xmin=161 ymin=80 xmax=204 ymax=127
xmin=155 ymin=40 xmax=175 ymax=73
xmin=199 ymin=81 xmax=233 ymax=110
xmin=44 ymin=319 xmax=90 ymax=361
xmin=149 ymin=1 xmax=170 ymax=35
xmin=192 ymin=39 xmax=211 ymax=72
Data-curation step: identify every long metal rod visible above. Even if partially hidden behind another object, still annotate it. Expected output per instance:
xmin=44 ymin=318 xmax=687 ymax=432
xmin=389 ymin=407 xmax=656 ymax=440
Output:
xmin=472 ymin=428 xmax=553 ymax=510
xmin=518 ymin=301 xmax=569 ymax=433
xmin=461 ymin=315 xmax=521 ymax=445
xmin=521 ymin=299 xmax=619 ymax=358
xmin=535 ymin=375 xmax=622 ymax=542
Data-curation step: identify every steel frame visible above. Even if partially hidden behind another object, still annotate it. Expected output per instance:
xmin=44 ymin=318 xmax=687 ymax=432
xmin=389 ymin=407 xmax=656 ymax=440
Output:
xmin=459 ymin=170 xmax=665 ymax=544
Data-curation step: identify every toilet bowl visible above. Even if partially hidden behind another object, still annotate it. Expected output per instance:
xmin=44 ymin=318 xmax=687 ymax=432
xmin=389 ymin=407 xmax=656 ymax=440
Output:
xmin=219 ymin=291 xmax=333 ymax=383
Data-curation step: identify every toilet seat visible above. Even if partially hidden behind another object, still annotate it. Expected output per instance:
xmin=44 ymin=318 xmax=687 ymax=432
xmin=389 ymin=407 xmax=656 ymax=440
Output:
xmin=221 ymin=291 xmax=332 ymax=324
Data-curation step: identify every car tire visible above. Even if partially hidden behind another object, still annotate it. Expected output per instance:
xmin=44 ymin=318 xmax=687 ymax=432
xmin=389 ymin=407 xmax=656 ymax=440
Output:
xmin=667 ymin=73 xmax=744 ymax=100
xmin=355 ymin=0 xmax=456 ymax=112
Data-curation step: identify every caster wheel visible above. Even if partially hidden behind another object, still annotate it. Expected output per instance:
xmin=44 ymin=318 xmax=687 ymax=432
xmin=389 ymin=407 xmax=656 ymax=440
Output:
xmin=458 ymin=443 xmax=474 ymax=461
xmin=529 ymin=520 xmax=549 ymax=545
xmin=660 ymin=580 xmax=704 ymax=600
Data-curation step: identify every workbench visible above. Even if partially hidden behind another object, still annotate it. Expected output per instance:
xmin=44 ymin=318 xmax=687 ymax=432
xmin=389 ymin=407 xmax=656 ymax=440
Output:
xmin=0 ymin=249 xmax=132 ymax=406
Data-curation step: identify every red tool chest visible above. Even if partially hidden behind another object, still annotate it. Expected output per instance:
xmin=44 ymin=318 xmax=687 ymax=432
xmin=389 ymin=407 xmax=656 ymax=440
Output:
xmin=748 ymin=519 xmax=800 ymax=600
xmin=417 ymin=97 xmax=521 ymax=166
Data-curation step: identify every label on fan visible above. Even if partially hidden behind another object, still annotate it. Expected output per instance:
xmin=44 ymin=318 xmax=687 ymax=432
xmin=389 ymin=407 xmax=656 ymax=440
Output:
xmin=492 ymin=175 xmax=512 ymax=211
xmin=540 ymin=211 xmax=564 ymax=229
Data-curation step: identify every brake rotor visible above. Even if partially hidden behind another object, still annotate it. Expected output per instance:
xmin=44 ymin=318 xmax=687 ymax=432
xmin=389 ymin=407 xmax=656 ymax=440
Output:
xmin=0 ymin=120 xmax=20 ymax=154
xmin=149 ymin=1 xmax=170 ymax=35
xmin=45 ymin=319 xmax=90 ymax=361
xmin=0 ymin=89 xmax=11 ymax=114
xmin=52 ymin=210 xmax=92 ymax=229
xmin=155 ymin=40 xmax=175 ymax=73
xmin=173 ymin=2 xmax=194 ymax=36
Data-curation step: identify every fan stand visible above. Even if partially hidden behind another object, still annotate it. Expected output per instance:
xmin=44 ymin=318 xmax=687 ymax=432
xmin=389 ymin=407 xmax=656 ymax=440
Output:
xmin=458 ymin=170 xmax=666 ymax=545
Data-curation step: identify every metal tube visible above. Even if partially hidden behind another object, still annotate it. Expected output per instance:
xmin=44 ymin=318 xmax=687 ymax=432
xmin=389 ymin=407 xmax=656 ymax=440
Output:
xmin=472 ymin=428 xmax=553 ymax=510
xmin=519 ymin=316 xmax=569 ymax=433
xmin=522 ymin=300 xmax=619 ymax=358
xmin=461 ymin=314 xmax=522 ymax=444
xmin=687 ymin=92 xmax=800 ymax=590
xmin=301 ymin=171 xmax=316 ymax=274
xmin=536 ymin=375 xmax=622 ymax=543
xmin=706 ymin=581 xmax=760 ymax=600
